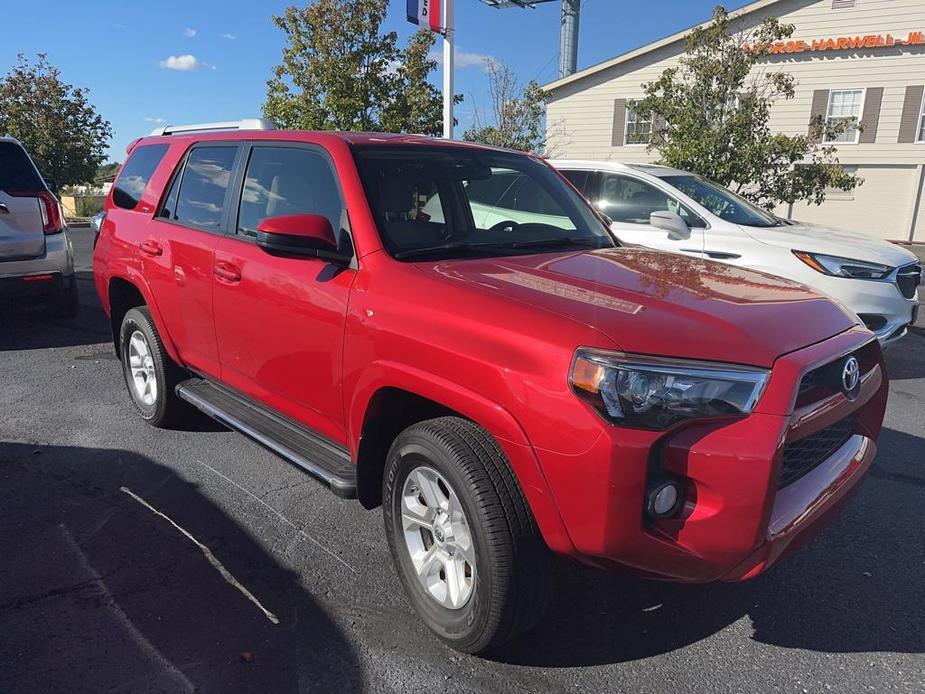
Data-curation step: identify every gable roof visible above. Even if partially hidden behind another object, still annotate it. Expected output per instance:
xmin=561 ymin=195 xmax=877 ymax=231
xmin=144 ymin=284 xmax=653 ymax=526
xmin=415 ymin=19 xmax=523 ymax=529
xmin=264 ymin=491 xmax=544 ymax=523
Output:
xmin=542 ymin=0 xmax=786 ymax=93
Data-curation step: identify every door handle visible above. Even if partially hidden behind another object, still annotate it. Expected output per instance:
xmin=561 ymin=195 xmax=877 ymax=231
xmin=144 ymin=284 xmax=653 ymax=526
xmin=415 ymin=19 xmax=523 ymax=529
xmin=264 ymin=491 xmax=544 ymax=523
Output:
xmin=213 ymin=261 xmax=242 ymax=283
xmin=0 ymin=203 xmax=9 ymax=214
xmin=139 ymin=240 xmax=163 ymax=257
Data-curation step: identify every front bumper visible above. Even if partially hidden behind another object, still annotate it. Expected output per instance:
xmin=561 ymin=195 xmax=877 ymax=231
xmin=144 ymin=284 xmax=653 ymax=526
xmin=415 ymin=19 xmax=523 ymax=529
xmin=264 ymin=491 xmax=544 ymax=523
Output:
xmin=806 ymin=267 xmax=919 ymax=345
xmin=535 ymin=326 xmax=887 ymax=582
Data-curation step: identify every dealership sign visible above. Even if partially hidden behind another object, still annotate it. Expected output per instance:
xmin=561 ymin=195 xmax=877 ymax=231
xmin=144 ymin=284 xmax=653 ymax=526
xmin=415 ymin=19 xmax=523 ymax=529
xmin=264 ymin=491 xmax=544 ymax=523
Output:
xmin=745 ymin=31 xmax=925 ymax=55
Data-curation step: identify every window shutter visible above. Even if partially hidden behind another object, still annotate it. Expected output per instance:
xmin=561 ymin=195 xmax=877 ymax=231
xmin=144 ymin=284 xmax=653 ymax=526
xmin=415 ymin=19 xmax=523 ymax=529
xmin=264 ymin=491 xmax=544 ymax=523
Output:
xmin=611 ymin=98 xmax=626 ymax=147
xmin=898 ymin=85 xmax=924 ymax=143
xmin=809 ymin=89 xmax=830 ymax=143
xmin=858 ymin=87 xmax=883 ymax=144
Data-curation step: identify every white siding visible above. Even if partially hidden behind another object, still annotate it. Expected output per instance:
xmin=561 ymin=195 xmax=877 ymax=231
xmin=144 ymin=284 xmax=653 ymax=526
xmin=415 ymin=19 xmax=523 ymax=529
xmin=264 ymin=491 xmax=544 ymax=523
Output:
xmin=789 ymin=165 xmax=918 ymax=240
xmin=545 ymin=0 xmax=925 ymax=240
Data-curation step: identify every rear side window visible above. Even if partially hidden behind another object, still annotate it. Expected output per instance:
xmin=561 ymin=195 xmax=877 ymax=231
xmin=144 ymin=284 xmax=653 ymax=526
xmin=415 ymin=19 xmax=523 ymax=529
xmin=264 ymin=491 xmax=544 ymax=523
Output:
xmin=0 ymin=141 xmax=43 ymax=193
xmin=113 ymin=144 xmax=169 ymax=210
xmin=173 ymin=146 xmax=238 ymax=229
xmin=237 ymin=146 xmax=343 ymax=237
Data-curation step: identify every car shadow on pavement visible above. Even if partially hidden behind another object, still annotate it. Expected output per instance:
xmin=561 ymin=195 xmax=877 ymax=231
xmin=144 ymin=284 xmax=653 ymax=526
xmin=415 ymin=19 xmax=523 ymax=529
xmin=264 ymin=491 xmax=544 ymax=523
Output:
xmin=0 ymin=271 xmax=111 ymax=352
xmin=491 ymin=426 xmax=925 ymax=667
xmin=0 ymin=442 xmax=363 ymax=694
xmin=884 ymin=331 xmax=925 ymax=380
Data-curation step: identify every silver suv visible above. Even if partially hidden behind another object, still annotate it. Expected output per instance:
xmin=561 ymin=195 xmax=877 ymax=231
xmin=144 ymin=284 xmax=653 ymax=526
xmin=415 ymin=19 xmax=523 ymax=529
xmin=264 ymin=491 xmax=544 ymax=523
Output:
xmin=0 ymin=136 xmax=76 ymax=316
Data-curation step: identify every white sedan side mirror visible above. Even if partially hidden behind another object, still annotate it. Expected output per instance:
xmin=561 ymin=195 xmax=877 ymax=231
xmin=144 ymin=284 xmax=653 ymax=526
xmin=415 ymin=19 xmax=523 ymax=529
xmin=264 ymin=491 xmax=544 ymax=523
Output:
xmin=650 ymin=210 xmax=691 ymax=240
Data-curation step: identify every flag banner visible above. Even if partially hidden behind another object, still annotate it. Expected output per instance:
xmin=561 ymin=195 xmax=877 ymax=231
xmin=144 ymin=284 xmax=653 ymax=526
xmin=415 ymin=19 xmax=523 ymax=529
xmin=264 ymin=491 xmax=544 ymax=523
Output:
xmin=406 ymin=0 xmax=453 ymax=35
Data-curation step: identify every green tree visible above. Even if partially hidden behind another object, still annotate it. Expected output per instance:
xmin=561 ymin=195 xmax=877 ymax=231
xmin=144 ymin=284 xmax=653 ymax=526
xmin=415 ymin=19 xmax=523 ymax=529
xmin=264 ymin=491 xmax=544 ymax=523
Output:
xmin=380 ymin=30 xmax=443 ymax=135
xmin=94 ymin=161 xmax=122 ymax=185
xmin=0 ymin=53 xmax=111 ymax=186
xmin=463 ymin=61 xmax=549 ymax=153
xmin=264 ymin=0 xmax=446 ymax=135
xmin=634 ymin=6 xmax=860 ymax=210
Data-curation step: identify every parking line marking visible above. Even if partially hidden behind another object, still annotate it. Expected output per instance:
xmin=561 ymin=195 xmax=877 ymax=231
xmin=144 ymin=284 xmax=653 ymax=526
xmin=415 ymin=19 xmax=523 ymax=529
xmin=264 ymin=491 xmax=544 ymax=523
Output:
xmin=119 ymin=486 xmax=280 ymax=625
xmin=198 ymin=461 xmax=358 ymax=576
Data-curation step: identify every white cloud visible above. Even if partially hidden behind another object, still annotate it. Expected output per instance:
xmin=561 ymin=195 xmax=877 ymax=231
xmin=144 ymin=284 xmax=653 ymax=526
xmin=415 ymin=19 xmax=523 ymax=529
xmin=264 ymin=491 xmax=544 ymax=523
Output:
xmin=184 ymin=27 xmax=197 ymax=38
xmin=429 ymin=49 xmax=494 ymax=71
xmin=144 ymin=117 xmax=167 ymax=124
xmin=159 ymin=54 xmax=210 ymax=71
xmin=221 ymin=32 xmax=236 ymax=40
xmin=113 ymin=23 xmax=126 ymax=30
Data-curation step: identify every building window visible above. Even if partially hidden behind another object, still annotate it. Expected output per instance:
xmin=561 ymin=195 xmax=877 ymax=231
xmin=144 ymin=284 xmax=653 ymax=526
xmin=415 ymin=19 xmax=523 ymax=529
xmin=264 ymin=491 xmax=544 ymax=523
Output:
xmin=625 ymin=108 xmax=651 ymax=145
xmin=831 ymin=0 xmax=856 ymax=8
xmin=824 ymin=89 xmax=864 ymax=144
xmin=824 ymin=165 xmax=858 ymax=200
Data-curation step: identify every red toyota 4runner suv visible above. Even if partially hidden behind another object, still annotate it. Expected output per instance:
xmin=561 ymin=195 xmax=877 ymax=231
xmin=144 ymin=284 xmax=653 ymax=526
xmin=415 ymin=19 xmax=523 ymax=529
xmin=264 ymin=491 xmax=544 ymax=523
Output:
xmin=94 ymin=122 xmax=888 ymax=654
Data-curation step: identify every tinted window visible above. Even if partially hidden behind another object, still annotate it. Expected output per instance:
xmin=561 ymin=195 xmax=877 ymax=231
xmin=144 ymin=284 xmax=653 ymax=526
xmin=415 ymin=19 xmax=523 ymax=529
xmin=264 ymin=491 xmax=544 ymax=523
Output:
xmin=0 ymin=141 xmax=43 ymax=193
xmin=355 ymin=146 xmax=612 ymax=259
xmin=174 ymin=146 xmax=237 ymax=228
xmin=560 ymin=169 xmax=592 ymax=197
xmin=465 ymin=171 xmax=571 ymax=217
xmin=660 ymin=175 xmax=781 ymax=228
xmin=237 ymin=147 xmax=343 ymax=237
xmin=599 ymin=173 xmax=704 ymax=228
xmin=113 ymin=144 xmax=169 ymax=210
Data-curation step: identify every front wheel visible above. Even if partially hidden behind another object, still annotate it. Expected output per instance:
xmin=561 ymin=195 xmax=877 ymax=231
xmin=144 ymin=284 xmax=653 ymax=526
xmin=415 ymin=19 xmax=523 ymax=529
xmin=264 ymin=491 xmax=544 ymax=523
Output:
xmin=383 ymin=417 xmax=551 ymax=653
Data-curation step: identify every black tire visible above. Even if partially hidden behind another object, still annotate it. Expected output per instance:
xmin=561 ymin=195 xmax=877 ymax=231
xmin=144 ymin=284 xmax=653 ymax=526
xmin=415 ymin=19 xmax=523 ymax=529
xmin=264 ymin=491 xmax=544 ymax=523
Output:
xmin=48 ymin=278 xmax=79 ymax=319
xmin=383 ymin=416 xmax=552 ymax=654
xmin=119 ymin=306 xmax=187 ymax=427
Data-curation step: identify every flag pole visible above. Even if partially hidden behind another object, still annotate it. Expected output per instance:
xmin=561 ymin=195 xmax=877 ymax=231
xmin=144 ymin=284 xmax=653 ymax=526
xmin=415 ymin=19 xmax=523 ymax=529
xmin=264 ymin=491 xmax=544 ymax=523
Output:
xmin=442 ymin=0 xmax=454 ymax=139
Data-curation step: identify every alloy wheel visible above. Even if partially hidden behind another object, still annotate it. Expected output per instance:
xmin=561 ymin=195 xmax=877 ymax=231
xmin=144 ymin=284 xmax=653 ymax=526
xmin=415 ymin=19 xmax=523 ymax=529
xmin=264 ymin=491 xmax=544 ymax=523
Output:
xmin=400 ymin=465 xmax=476 ymax=609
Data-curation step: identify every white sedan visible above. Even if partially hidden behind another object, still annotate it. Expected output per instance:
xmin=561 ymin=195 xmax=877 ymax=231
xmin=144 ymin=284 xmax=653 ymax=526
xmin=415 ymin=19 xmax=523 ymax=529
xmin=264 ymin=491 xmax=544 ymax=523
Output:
xmin=551 ymin=160 xmax=921 ymax=345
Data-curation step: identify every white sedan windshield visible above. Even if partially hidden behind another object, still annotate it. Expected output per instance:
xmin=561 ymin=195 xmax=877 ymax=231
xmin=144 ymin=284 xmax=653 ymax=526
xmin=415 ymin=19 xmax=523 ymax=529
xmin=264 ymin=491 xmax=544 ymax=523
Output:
xmin=661 ymin=175 xmax=783 ymax=228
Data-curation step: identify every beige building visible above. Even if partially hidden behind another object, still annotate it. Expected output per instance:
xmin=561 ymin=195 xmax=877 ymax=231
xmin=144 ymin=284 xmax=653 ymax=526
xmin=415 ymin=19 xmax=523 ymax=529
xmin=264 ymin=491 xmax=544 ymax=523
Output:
xmin=543 ymin=0 xmax=925 ymax=242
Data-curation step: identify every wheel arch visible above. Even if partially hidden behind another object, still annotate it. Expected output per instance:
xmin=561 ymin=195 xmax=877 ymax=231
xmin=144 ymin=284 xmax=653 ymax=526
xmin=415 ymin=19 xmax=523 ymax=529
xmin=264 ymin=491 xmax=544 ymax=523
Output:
xmin=349 ymin=368 xmax=575 ymax=556
xmin=107 ymin=273 xmax=180 ymax=363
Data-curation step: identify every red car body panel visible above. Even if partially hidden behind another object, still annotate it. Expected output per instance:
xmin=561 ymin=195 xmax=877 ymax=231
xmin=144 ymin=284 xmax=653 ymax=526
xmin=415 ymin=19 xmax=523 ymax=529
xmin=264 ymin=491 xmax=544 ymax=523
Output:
xmin=94 ymin=130 xmax=888 ymax=583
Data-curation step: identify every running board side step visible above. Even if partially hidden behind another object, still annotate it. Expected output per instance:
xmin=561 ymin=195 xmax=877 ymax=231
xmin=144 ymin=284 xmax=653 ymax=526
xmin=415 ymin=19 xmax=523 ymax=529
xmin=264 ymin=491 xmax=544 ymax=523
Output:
xmin=176 ymin=378 xmax=357 ymax=498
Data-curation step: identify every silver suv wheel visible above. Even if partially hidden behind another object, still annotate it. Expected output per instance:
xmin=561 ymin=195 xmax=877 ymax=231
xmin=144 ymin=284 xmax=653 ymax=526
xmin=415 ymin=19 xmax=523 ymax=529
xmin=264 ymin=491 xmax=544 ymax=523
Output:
xmin=400 ymin=465 xmax=475 ymax=609
xmin=127 ymin=330 xmax=157 ymax=406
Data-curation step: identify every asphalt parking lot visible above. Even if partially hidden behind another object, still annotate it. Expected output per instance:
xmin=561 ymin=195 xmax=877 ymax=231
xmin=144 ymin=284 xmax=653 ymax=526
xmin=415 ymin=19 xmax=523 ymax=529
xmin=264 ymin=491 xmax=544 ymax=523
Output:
xmin=1 ymin=227 xmax=923 ymax=694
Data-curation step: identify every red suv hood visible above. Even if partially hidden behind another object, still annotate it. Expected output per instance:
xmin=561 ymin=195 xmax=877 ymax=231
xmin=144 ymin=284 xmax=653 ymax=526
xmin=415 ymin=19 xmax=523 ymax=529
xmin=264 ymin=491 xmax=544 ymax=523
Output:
xmin=416 ymin=248 xmax=857 ymax=367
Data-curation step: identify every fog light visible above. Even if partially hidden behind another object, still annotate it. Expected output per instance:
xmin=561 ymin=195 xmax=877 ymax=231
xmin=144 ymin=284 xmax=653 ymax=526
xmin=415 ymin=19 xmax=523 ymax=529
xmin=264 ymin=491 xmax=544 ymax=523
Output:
xmin=646 ymin=479 xmax=682 ymax=518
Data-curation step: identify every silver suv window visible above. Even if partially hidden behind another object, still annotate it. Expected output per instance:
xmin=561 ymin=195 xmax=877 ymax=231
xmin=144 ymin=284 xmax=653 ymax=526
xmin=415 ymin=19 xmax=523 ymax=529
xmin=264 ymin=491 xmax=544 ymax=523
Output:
xmin=0 ymin=141 xmax=43 ymax=193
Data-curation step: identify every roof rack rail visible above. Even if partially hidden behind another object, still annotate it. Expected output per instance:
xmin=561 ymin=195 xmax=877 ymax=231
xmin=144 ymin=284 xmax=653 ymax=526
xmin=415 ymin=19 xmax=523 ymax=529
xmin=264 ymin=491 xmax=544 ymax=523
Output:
xmin=148 ymin=118 xmax=276 ymax=136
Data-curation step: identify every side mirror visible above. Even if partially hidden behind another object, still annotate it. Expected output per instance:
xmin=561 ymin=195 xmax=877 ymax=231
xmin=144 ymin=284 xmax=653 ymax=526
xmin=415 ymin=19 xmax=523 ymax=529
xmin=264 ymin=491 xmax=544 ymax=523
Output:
xmin=255 ymin=214 xmax=351 ymax=264
xmin=649 ymin=210 xmax=690 ymax=240
xmin=42 ymin=175 xmax=58 ymax=195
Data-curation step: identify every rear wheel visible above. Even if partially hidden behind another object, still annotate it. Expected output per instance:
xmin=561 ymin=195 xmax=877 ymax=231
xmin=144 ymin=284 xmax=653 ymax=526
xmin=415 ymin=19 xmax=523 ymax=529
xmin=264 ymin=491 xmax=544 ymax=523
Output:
xmin=119 ymin=306 xmax=186 ymax=427
xmin=383 ymin=417 xmax=551 ymax=654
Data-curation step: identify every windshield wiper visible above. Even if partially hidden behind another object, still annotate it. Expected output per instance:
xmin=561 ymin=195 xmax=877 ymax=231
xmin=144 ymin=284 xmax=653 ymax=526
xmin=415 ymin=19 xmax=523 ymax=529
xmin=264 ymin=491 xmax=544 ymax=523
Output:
xmin=393 ymin=241 xmax=514 ymax=260
xmin=393 ymin=237 xmax=611 ymax=261
xmin=510 ymin=236 xmax=612 ymax=250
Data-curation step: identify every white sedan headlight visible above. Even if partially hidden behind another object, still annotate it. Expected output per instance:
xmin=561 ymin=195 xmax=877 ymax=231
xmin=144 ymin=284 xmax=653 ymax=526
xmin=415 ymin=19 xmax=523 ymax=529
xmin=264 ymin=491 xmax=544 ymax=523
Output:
xmin=570 ymin=349 xmax=769 ymax=430
xmin=793 ymin=251 xmax=892 ymax=280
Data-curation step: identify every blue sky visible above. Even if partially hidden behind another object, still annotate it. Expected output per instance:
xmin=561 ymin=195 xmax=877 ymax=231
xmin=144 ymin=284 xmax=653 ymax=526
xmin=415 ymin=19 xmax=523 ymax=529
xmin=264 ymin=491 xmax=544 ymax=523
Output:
xmin=2 ymin=0 xmax=751 ymax=162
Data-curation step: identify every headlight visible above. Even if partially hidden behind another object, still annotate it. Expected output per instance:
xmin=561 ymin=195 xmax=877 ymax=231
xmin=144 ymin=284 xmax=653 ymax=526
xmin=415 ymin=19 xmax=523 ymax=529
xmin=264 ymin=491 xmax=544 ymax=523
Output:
xmin=570 ymin=349 xmax=769 ymax=430
xmin=793 ymin=251 xmax=892 ymax=280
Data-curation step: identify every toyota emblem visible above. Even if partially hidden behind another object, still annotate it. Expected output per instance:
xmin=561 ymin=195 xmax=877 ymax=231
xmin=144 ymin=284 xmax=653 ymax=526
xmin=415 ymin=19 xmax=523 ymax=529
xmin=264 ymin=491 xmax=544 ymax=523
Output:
xmin=841 ymin=356 xmax=860 ymax=393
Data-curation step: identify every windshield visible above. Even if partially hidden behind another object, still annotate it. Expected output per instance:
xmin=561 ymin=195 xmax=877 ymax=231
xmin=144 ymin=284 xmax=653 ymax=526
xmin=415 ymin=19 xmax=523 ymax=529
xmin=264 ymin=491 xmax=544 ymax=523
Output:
xmin=354 ymin=145 xmax=614 ymax=260
xmin=660 ymin=175 xmax=782 ymax=228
